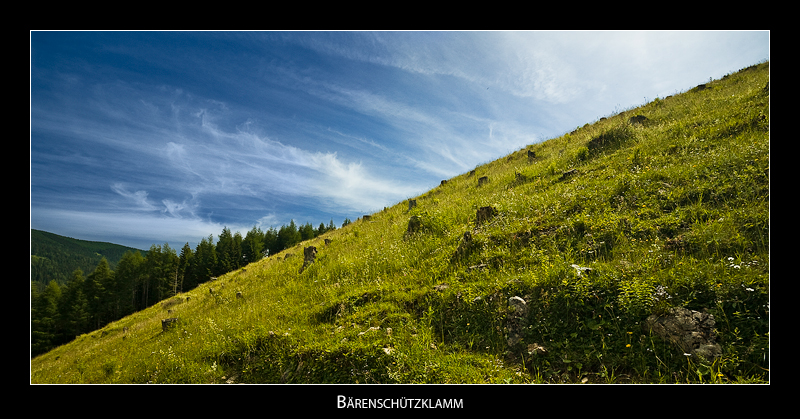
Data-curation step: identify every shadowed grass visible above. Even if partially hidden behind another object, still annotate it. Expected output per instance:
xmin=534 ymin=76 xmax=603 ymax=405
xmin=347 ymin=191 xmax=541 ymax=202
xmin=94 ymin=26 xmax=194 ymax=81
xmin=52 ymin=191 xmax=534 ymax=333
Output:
xmin=32 ymin=61 xmax=769 ymax=384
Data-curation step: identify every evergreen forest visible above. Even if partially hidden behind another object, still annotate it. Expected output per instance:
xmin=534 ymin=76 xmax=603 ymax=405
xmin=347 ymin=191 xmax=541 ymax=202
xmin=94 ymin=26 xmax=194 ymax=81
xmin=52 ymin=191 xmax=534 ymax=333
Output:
xmin=31 ymin=220 xmax=338 ymax=357
xmin=32 ymin=62 xmax=768 ymax=385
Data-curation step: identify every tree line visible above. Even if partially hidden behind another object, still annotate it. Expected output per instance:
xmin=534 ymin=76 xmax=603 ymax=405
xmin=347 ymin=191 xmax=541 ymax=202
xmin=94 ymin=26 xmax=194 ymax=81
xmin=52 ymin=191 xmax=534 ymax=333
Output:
xmin=31 ymin=219 xmax=341 ymax=357
xmin=30 ymin=229 xmax=142 ymax=286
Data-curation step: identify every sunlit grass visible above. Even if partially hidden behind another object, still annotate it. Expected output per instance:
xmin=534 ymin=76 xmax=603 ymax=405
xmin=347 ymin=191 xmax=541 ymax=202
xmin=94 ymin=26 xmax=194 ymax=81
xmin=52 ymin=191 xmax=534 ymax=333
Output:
xmin=31 ymin=61 xmax=768 ymax=384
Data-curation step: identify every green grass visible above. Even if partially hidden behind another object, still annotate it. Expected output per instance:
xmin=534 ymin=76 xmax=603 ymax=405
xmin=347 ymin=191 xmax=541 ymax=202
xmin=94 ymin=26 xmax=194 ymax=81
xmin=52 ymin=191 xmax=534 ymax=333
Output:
xmin=30 ymin=61 xmax=769 ymax=384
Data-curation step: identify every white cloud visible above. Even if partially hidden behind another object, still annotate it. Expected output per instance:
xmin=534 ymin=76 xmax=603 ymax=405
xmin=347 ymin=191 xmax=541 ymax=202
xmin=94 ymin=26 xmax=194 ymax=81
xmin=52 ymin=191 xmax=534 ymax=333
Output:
xmin=307 ymin=152 xmax=421 ymax=212
xmin=31 ymin=207 xmax=223 ymax=250
xmin=162 ymin=199 xmax=189 ymax=218
xmin=32 ymin=31 xmax=768 ymax=250
xmin=111 ymin=183 xmax=158 ymax=211
xmin=327 ymin=128 xmax=391 ymax=153
xmin=311 ymin=31 xmax=590 ymax=104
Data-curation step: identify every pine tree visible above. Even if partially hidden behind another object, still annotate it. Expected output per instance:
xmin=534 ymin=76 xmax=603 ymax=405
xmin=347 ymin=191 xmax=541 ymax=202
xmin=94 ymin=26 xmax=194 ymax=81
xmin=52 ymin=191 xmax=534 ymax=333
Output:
xmin=31 ymin=280 xmax=61 ymax=356
xmin=178 ymin=243 xmax=194 ymax=293
xmin=139 ymin=244 xmax=178 ymax=307
xmin=317 ymin=222 xmax=326 ymax=237
xmin=58 ymin=269 xmax=90 ymax=342
xmin=191 ymin=235 xmax=217 ymax=284
xmin=150 ymin=243 xmax=179 ymax=301
xmin=263 ymin=227 xmax=278 ymax=257
xmin=299 ymin=222 xmax=315 ymax=241
xmin=242 ymin=226 xmax=264 ymax=265
xmin=232 ymin=231 xmax=243 ymax=270
xmin=278 ymin=220 xmax=301 ymax=251
xmin=139 ymin=245 xmax=159 ymax=309
xmin=216 ymin=227 xmax=235 ymax=275
xmin=114 ymin=250 xmax=144 ymax=317
xmin=85 ymin=258 xmax=111 ymax=329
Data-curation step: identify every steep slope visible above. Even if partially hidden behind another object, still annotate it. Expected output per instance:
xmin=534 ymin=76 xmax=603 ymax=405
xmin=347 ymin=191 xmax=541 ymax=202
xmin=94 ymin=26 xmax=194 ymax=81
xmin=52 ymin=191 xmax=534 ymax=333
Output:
xmin=30 ymin=61 xmax=769 ymax=384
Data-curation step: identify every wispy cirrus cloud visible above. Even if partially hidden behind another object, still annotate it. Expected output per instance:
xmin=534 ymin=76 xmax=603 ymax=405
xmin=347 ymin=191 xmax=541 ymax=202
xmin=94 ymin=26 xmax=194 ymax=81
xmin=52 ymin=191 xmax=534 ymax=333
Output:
xmin=111 ymin=183 xmax=159 ymax=211
xmin=31 ymin=207 xmax=224 ymax=250
xmin=30 ymin=31 xmax=769 ymax=250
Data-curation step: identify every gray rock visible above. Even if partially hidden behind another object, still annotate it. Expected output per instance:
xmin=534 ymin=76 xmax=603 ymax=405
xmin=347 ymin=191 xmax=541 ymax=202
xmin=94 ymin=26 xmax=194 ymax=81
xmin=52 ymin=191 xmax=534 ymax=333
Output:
xmin=644 ymin=307 xmax=721 ymax=360
xmin=506 ymin=296 xmax=529 ymax=348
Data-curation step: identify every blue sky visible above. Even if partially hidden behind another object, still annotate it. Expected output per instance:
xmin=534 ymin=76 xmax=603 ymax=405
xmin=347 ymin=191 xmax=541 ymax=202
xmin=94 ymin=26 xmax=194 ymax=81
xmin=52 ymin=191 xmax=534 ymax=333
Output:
xmin=30 ymin=31 xmax=769 ymax=250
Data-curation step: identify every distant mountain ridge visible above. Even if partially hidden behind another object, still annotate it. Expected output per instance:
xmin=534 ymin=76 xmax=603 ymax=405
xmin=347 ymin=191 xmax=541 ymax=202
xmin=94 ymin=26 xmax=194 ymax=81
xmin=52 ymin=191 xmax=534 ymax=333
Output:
xmin=30 ymin=229 xmax=145 ymax=287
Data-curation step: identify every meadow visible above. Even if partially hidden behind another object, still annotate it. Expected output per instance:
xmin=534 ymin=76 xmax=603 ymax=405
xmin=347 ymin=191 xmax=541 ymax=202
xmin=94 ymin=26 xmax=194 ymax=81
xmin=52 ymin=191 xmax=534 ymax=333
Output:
xmin=31 ymin=61 xmax=769 ymax=384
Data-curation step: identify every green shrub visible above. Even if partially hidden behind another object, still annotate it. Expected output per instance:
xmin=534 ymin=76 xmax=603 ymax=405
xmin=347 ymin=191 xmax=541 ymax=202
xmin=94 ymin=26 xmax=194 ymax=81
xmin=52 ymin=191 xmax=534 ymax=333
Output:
xmin=576 ymin=146 xmax=589 ymax=162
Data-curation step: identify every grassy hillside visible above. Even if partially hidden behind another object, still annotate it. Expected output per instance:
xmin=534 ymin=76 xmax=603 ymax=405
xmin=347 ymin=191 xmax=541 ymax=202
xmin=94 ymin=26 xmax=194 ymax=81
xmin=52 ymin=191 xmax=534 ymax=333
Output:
xmin=31 ymin=229 xmax=145 ymax=288
xmin=30 ymin=61 xmax=769 ymax=385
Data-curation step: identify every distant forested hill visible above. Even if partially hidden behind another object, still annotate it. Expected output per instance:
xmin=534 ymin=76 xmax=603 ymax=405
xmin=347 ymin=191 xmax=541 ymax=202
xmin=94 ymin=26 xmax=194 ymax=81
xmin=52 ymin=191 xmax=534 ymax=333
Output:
xmin=30 ymin=229 xmax=145 ymax=288
xmin=31 ymin=62 xmax=769 ymax=383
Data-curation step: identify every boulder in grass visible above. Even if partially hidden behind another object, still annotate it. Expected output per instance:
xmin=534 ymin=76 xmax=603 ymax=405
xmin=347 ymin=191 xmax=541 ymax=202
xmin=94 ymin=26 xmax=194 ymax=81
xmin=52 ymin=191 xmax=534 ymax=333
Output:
xmin=644 ymin=307 xmax=722 ymax=360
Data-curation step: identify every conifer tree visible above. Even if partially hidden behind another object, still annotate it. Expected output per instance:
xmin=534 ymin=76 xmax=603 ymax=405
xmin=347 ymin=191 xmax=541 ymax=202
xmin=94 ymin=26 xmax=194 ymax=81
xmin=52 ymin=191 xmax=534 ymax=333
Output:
xmin=317 ymin=222 xmax=326 ymax=237
xmin=31 ymin=280 xmax=61 ymax=356
xmin=242 ymin=226 xmax=264 ymax=265
xmin=114 ymin=250 xmax=144 ymax=317
xmin=139 ymin=245 xmax=159 ymax=309
xmin=191 ymin=235 xmax=217 ymax=284
xmin=58 ymin=269 xmax=90 ymax=342
xmin=232 ymin=231 xmax=243 ymax=270
xmin=139 ymin=244 xmax=178 ymax=307
xmin=300 ymin=222 xmax=315 ymax=241
xmin=156 ymin=243 xmax=179 ymax=300
xmin=85 ymin=258 xmax=111 ymax=329
xmin=278 ymin=220 xmax=301 ymax=251
xmin=263 ymin=227 xmax=278 ymax=257
xmin=178 ymin=243 xmax=194 ymax=293
xmin=216 ymin=227 xmax=235 ymax=275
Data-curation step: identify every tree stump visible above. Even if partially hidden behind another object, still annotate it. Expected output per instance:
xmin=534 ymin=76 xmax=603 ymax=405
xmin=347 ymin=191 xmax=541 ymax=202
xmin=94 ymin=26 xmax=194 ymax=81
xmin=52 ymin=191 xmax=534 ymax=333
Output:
xmin=406 ymin=215 xmax=423 ymax=235
xmin=161 ymin=318 xmax=179 ymax=332
xmin=476 ymin=206 xmax=496 ymax=226
xmin=300 ymin=246 xmax=317 ymax=273
xmin=514 ymin=172 xmax=528 ymax=184
xmin=560 ymin=168 xmax=578 ymax=181
xmin=628 ymin=115 xmax=649 ymax=125
xmin=450 ymin=231 xmax=474 ymax=263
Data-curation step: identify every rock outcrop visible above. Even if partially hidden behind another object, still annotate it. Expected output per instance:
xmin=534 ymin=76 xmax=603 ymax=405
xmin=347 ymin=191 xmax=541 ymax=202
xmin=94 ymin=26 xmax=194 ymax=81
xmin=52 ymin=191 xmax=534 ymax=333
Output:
xmin=644 ymin=307 xmax=721 ymax=360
